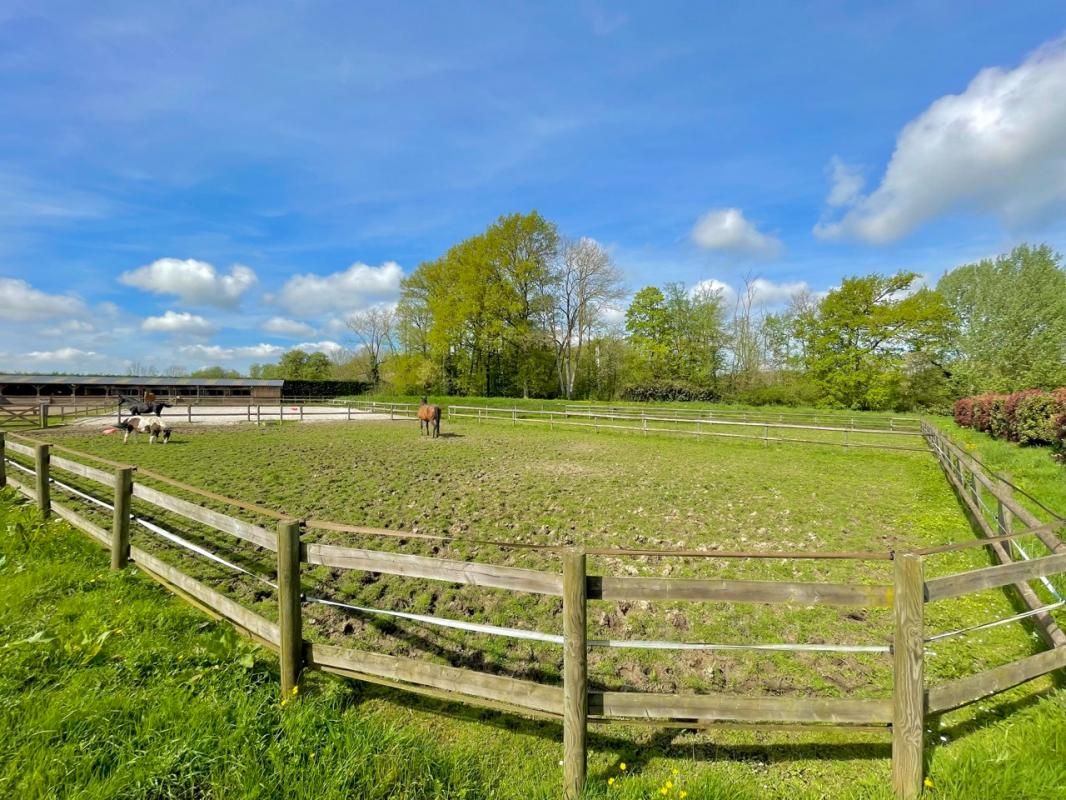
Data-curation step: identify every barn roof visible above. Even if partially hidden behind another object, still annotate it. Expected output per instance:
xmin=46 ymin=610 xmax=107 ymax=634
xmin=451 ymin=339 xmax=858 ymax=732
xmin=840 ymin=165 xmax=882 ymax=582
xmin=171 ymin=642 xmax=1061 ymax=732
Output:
xmin=0 ymin=374 xmax=283 ymax=387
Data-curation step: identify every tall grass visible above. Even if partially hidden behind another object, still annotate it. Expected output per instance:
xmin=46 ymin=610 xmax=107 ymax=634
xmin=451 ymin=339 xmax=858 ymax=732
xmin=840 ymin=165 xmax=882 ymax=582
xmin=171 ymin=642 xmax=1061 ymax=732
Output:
xmin=0 ymin=489 xmax=492 ymax=799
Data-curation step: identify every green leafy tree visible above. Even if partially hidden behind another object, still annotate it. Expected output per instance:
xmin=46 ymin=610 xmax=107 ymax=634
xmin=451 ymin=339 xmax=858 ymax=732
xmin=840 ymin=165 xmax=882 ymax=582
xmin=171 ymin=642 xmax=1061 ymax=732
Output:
xmin=937 ymin=244 xmax=1066 ymax=394
xmin=800 ymin=272 xmax=953 ymax=409
xmin=625 ymin=286 xmax=670 ymax=381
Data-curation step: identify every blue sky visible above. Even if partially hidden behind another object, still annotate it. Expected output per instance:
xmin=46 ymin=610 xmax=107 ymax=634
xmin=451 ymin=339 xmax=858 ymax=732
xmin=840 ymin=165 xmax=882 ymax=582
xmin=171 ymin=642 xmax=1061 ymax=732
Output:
xmin=2 ymin=1 xmax=1066 ymax=373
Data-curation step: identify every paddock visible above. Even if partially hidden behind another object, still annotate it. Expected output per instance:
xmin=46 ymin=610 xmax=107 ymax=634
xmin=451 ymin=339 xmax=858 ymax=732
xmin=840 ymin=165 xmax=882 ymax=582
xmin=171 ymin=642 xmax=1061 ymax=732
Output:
xmin=2 ymin=412 xmax=1064 ymax=800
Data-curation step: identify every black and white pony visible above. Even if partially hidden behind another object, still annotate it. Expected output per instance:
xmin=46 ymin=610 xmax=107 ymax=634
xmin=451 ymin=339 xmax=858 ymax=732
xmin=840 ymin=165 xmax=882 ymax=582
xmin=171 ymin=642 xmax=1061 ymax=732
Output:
xmin=119 ymin=395 xmax=174 ymax=417
xmin=104 ymin=416 xmax=172 ymax=444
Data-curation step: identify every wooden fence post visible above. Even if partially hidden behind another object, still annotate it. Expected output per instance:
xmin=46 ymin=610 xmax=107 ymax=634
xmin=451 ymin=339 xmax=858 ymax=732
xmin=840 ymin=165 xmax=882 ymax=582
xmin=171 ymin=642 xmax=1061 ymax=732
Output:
xmin=892 ymin=553 xmax=925 ymax=800
xmin=39 ymin=403 xmax=49 ymax=429
xmin=0 ymin=431 xmax=6 ymax=489
xmin=187 ymin=404 xmax=193 ymax=423
xmin=34 ymin=443 xmax=50 ymax=517
xmin=562 ymin=549 xmax=588 ymax=800
xmin=278 ymin=519 xmax=303 ymax=696
xmin=111 ymin=467 xmax=133 ymax=569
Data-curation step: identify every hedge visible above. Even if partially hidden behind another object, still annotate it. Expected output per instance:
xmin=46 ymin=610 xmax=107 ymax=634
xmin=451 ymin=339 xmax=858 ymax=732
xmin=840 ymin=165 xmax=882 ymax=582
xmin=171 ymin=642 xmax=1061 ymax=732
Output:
xmin=621 ymin=381 xmax=722 ymax=403
xmin=954 ymin=387 xmax=1066 ymax=452
xmin=282 ymin=380 xmax=371 ymax=399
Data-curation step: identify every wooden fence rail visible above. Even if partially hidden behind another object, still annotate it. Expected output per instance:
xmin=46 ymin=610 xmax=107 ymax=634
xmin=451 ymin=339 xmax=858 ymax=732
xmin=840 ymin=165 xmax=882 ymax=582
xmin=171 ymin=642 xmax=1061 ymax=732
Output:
xmin=448 ymin=404 xmax=927 ymax=452
xmin=4 ymin=425 xmax=1066 ymax=799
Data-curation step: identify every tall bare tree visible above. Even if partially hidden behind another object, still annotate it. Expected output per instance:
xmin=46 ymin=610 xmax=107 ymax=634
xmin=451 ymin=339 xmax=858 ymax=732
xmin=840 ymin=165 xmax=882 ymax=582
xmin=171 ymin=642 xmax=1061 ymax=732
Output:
xmin=729 ymin=274 xmax=762 ymax=391
xmin=550 ymin=238 xmax=625 ymax=398
xmin=346 ymin=305 xmax=396 ymax=385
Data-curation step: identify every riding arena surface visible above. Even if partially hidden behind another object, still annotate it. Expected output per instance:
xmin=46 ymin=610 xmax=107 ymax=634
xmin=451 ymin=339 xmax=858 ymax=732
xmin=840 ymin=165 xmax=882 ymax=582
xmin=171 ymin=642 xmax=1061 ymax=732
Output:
xmin=71 ymin=403 xmax=395 ymax=427
xmin=14 ymin=413 xmax=1066 ymax=799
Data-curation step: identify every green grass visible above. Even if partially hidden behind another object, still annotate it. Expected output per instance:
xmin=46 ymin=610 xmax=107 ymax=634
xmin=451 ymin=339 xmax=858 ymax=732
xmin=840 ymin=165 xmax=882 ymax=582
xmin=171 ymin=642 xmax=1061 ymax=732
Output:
xmin=928 ymin=417 xmax=1066 ymax=523
xmin=4 ymin=417 xmax=1066 ymax=797
xmin=0 ymin=493 xmax=493 ymax=799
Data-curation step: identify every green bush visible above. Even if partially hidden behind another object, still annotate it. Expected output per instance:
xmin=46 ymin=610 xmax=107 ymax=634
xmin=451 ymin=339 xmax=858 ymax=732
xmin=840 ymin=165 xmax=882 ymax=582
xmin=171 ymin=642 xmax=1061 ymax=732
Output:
xmin=1013 ymin=391 xmax=1058 ymax=445
xmin=621 ymin=380 xmax=721 ymax=403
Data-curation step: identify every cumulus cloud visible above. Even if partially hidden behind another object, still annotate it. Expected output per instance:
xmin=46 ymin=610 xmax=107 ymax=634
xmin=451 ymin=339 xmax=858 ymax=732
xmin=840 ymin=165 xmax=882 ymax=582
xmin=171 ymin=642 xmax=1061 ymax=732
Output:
xmin=178 ymin=343 xmax=285 ymax=361
xmin=293 ymin=340 xmax=346 ymax=358
xmin=142 ymin=310 xmax=217 ymax=336
xmin=119 ymin=258 xmax=258 ymax=307
xmin=40 ymin=319 xmax=95 ymax=337
xmin=690 ymin=278 xmax=736 ymax=304
xmin=691 ymin=208 xmax=782 ymax=258
xmin=0 ymin=278 xmax=86 ymax=320
xmin=23 ymin=347 xmax=101 ymax=363
xmin=263 ymin=317 xmax=316 ymax=337
xmin=691 ymin=277 xmax=812 ymax=308
xmin=276 ymin=261 xmax=403 ymax=315
xmin=825 ymin=157 xmax=865 ymax=207
xmin=816 ymin=39 xmax=1066 ymax=243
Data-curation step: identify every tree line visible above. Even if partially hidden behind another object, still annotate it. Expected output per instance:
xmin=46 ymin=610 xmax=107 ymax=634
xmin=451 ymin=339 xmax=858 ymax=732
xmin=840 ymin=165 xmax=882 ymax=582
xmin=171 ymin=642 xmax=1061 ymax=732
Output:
xmin=226 ymin=213 xmax=1066 ymax=411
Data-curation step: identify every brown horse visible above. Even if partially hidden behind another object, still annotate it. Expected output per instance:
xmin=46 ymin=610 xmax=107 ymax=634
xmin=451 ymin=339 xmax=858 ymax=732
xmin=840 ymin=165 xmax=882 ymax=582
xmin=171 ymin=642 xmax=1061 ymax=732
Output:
xmin=418 ymin=397 xmax=441 ymax=438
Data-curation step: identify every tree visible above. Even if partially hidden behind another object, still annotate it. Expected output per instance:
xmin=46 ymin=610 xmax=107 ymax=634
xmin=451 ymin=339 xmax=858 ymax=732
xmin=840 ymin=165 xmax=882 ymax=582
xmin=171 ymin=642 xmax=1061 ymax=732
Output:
xmin=800 ymin=271 xmax=953 ymax=409
xmin=398 ymin=211 xmax=560 ymax=397
xmin=624 ymin=283 xmax=728 ymax=387
xmin=346 ymin=305 xmax=395 ymax=385
xmin=550 ymin=237 xmax=625 ymax=398
xmin=273 ymin=350 xmax=333 ymax=380
xmin=625 ymin=286 xmax=670 ymax=380
xmin=728 ymin=275 xmax=761 ymax=391
xmin=937 ymin=244 xmax=1066 ymax=394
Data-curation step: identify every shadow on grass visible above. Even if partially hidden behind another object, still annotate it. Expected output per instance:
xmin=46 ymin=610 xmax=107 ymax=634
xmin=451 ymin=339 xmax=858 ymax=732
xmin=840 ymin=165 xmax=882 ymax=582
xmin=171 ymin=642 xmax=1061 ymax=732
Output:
xmin=324 ymin=677 xmax=892 ymax=772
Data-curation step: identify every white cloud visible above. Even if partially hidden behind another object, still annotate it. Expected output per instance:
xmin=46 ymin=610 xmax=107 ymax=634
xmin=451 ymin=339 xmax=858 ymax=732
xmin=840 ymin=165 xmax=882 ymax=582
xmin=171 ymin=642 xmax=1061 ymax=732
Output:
xmin=178 ymin=343 xmax=285 ymax=361
xmin=41 ymin=319 xmax=95 ymax=337
xmin=690 ymin=278 xmax=736 ymax=305
xmin=816 ymin=39 xmax=1066 ymax=243
xmin=119 ymin=258 xmax=258 ymax=307
xmin=263 ymin=316 xmax=316 ymax=337
xmin=142 ymin=310 xmax=217 ymax=336
xmin=691 ymin=208 xmax=782 ymax=257
xmin=322 ymin=317 xmax=351 ymax=336
xmin=276 ymin=261 xmax=403 ymax=315
xmin=825 ymin=157 xmax=865 ymax=208
xmin=0 ymin=278 xmax=86 ymax=320
xmin=691 ymin=277 xmax=813 ymax=308
xmin=23 ymin=347 xmax=101 ymax=363
xmin=747 ymin=278 xmax=812 ymax=307
xmin=293 ymin=340 xmax=346 ymax=358
xmin=600 ymin=306 xmax=626 ymax=328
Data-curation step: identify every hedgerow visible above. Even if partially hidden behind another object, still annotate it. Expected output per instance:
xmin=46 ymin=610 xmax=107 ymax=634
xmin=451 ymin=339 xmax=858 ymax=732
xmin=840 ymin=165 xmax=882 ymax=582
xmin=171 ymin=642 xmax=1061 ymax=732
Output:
xmin=954 ymin=387 xmax=1066 ymax=453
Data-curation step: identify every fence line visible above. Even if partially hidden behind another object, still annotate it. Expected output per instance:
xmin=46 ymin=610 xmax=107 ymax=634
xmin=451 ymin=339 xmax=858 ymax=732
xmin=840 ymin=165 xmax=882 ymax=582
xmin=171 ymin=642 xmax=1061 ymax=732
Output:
xmin=447 ymin=404 xmax=927 ymax=452
xmin=922 ymin=422 xmax=1066 ymax=649
xmin=5 ymin=425 xmax=1066 ymax=799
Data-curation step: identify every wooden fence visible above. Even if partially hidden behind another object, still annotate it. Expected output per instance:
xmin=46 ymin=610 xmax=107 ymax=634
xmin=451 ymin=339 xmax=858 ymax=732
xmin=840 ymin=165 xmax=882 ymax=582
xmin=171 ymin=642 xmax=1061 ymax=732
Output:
xmin=2 ymin=426 xmax=1066 ymax=799
xmin=563 ymin=403 xmax=922 ymax=431
xmin=448 ymin=404 xmax=927 ymax=451
xmin=0 ymin=401 xmax=116 ymax=430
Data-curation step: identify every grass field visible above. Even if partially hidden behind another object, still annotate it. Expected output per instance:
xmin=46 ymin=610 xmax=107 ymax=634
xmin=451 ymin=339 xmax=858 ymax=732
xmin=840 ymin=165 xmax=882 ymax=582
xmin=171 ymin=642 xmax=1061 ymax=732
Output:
xmin=3 ymin=413 xmax=1066 ymax=797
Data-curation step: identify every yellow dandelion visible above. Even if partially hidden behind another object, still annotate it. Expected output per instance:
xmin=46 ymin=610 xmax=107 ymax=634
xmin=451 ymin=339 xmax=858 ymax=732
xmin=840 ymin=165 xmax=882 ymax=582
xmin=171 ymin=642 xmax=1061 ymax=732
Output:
xmin=660 ymin=789 xmax=668 ymax=797
xmin=681 ymin=792 xmax=688 ymax=799
xmin=924 ymin=777 xmax=934 ymax=788
xmin=619 ymin=763 xmax=627 ymax=771
xmin=672 ymin=768 xmax=679 ymax=776
xmin=608 ymin=777 xmax=615 ymax=786
xmin=666 ymin=781 xmax=673 ymax=789
xmin=292 ymin=685 xmax=299 ymax=696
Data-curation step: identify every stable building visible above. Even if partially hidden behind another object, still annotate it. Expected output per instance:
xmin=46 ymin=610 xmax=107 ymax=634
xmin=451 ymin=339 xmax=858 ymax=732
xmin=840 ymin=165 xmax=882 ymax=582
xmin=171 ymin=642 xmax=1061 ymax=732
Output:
xmin=0 ymin=375 xmax=284 ymax=404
